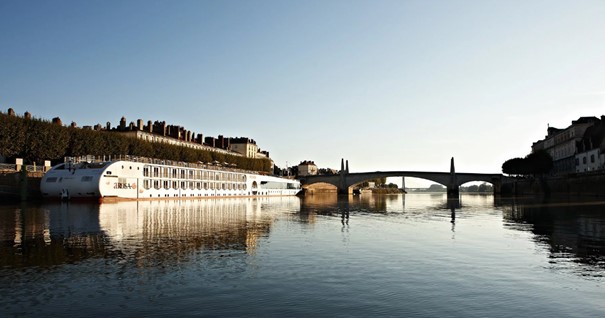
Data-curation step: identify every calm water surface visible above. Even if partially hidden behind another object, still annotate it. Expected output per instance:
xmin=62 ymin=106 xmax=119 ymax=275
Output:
xmin=1 ymin=194 xmax=604 ymax=317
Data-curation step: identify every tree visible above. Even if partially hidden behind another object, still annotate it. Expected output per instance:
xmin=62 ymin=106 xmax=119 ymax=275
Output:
xmin=525 ymin=150 xmax=553 ymax=175
xmin=478 ymin=183 xmax=491 ymax=192
xmin=502 ymin=150 xmax=553 ymax=176
xmin=427 ymin=184 xmax=446 ymax=192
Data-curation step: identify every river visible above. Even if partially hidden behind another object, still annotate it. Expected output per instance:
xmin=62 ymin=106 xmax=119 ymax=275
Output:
xmin=1 ymin=194 xmax=604 ymax=317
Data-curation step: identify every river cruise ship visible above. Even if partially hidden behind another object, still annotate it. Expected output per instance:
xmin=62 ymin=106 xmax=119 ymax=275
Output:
xmin=41 ymin=156 xmax=301 ymax=201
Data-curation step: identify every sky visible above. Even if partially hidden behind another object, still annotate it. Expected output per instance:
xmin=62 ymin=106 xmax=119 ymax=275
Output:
xmin=2 ymin=0 xmax=605 ymax=185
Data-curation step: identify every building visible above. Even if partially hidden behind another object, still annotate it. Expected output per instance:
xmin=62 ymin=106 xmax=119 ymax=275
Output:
xmin=120 ymin=130 xmax=236 ymax=156
xmin=298 ymin=160 xmax=318 ymax=176
xmin=112 ymin=117 xmax=272 ymax=160
xmin=575 ymin=119 xmax=605 ymax=173
xmin=229 ymin=138 xmax=259 ymax=158
xmin=532 ymin=117 xmax=600 ymax=175
xmin=532 ymin=116 xmax=605 ymax=175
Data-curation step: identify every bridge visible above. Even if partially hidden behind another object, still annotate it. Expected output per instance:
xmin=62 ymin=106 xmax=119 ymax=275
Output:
xmin=297 ymin=158 xmax=506 ymax=196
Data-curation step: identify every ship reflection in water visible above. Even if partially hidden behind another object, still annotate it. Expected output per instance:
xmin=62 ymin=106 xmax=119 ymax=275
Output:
xmin=0 ymin=197 xmax=301 ymax=269
xmin=1 ymin=194 xmax=604 ymax=317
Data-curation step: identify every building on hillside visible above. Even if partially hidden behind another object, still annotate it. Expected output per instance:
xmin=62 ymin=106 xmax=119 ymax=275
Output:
xmin=111 ymin=117 xmax=272 ymax=160
xmin=120 ymin=130 xmax=237 ymax=156
xmin=532 ymin=116 xmax=601 ymax=175
xmin=298 ymin=160 xmax=318 ymax=176
xmin=229 ymin=138 xmax=259 ymax=158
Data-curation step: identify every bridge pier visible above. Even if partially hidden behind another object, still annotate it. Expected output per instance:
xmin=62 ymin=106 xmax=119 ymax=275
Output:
xmin=447 ymin=185 xmax=459 ymax=198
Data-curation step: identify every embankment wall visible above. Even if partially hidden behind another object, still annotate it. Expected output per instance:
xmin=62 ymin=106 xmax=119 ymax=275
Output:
xmin=0 ymin=172 xmax=43 ymax=202
xmin=502 ymin=173 xmax=605 ymax=197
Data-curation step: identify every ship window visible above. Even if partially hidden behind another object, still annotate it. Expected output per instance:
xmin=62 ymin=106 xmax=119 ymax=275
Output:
xmin=197 ymin=182 xmax=202 ymax=190
xmin=46 ymin=177 xmax=57 ymax=183
xmin=182 ymin=181 xmax=186 ymax=189
xmin=210 ymin=182 xmax=215 ymax=190
xmin=144 ymin=179 xmax=150 ymax=190
xmin=107 ymin=171 xmax=112 ymax=175
xmin=153 ymin=180 xmax=160 ymax=189
xmin=173 ymin=181 xmax=179 ymax=189
xmin=143 ymin=167 xmax=149 ymax=177
xmin=164 ymin=180 xmax=170 ymax=189
xmin=204 ymin=182 xmax=208 ymax=190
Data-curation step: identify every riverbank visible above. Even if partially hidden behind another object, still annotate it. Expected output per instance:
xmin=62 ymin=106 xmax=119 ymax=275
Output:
xmin=364 ymin=188 xmax=405 ymax=194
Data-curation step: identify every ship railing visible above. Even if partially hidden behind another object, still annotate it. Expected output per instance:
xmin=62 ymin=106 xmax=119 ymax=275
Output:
xmin=64 ymin=155 xmax=258 ymax=174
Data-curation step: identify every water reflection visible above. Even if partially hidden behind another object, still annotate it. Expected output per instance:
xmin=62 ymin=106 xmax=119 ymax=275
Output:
xmin=0 ymin=197 xmax=301 ymax=269
xmin=1 ymin=194 xmax=604 ymax=277
xmin=501 ymin=196 xmax=605 ymax=273
xmin=300 ymin=193 xmax=605 ymax=276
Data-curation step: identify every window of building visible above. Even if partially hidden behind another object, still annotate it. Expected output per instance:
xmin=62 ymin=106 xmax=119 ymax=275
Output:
xmin=591 ymin=154 xmax=595 ymax=163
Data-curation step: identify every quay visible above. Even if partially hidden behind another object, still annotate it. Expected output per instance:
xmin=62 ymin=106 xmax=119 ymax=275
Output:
xmin=0 ymin=161 xmax=48 ymax=202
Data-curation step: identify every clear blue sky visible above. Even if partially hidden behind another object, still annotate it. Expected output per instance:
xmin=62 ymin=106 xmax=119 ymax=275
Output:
xmin=2 ymin=0 xmax=605 ymax=181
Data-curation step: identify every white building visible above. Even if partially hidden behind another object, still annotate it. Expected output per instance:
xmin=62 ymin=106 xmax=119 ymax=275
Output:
xmin=575 ymin=149 xmax=604 ymax=173
xmin=229 ymin=138 xmax=259 ymax=158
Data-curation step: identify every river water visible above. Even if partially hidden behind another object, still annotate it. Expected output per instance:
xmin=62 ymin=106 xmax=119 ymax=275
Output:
xmin=1 ymin=194 xmax=604 ymax=317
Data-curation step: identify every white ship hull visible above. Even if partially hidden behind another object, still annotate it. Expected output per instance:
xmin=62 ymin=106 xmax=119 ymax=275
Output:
xmin=41 ymin=160 xmax=301 ymax=202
